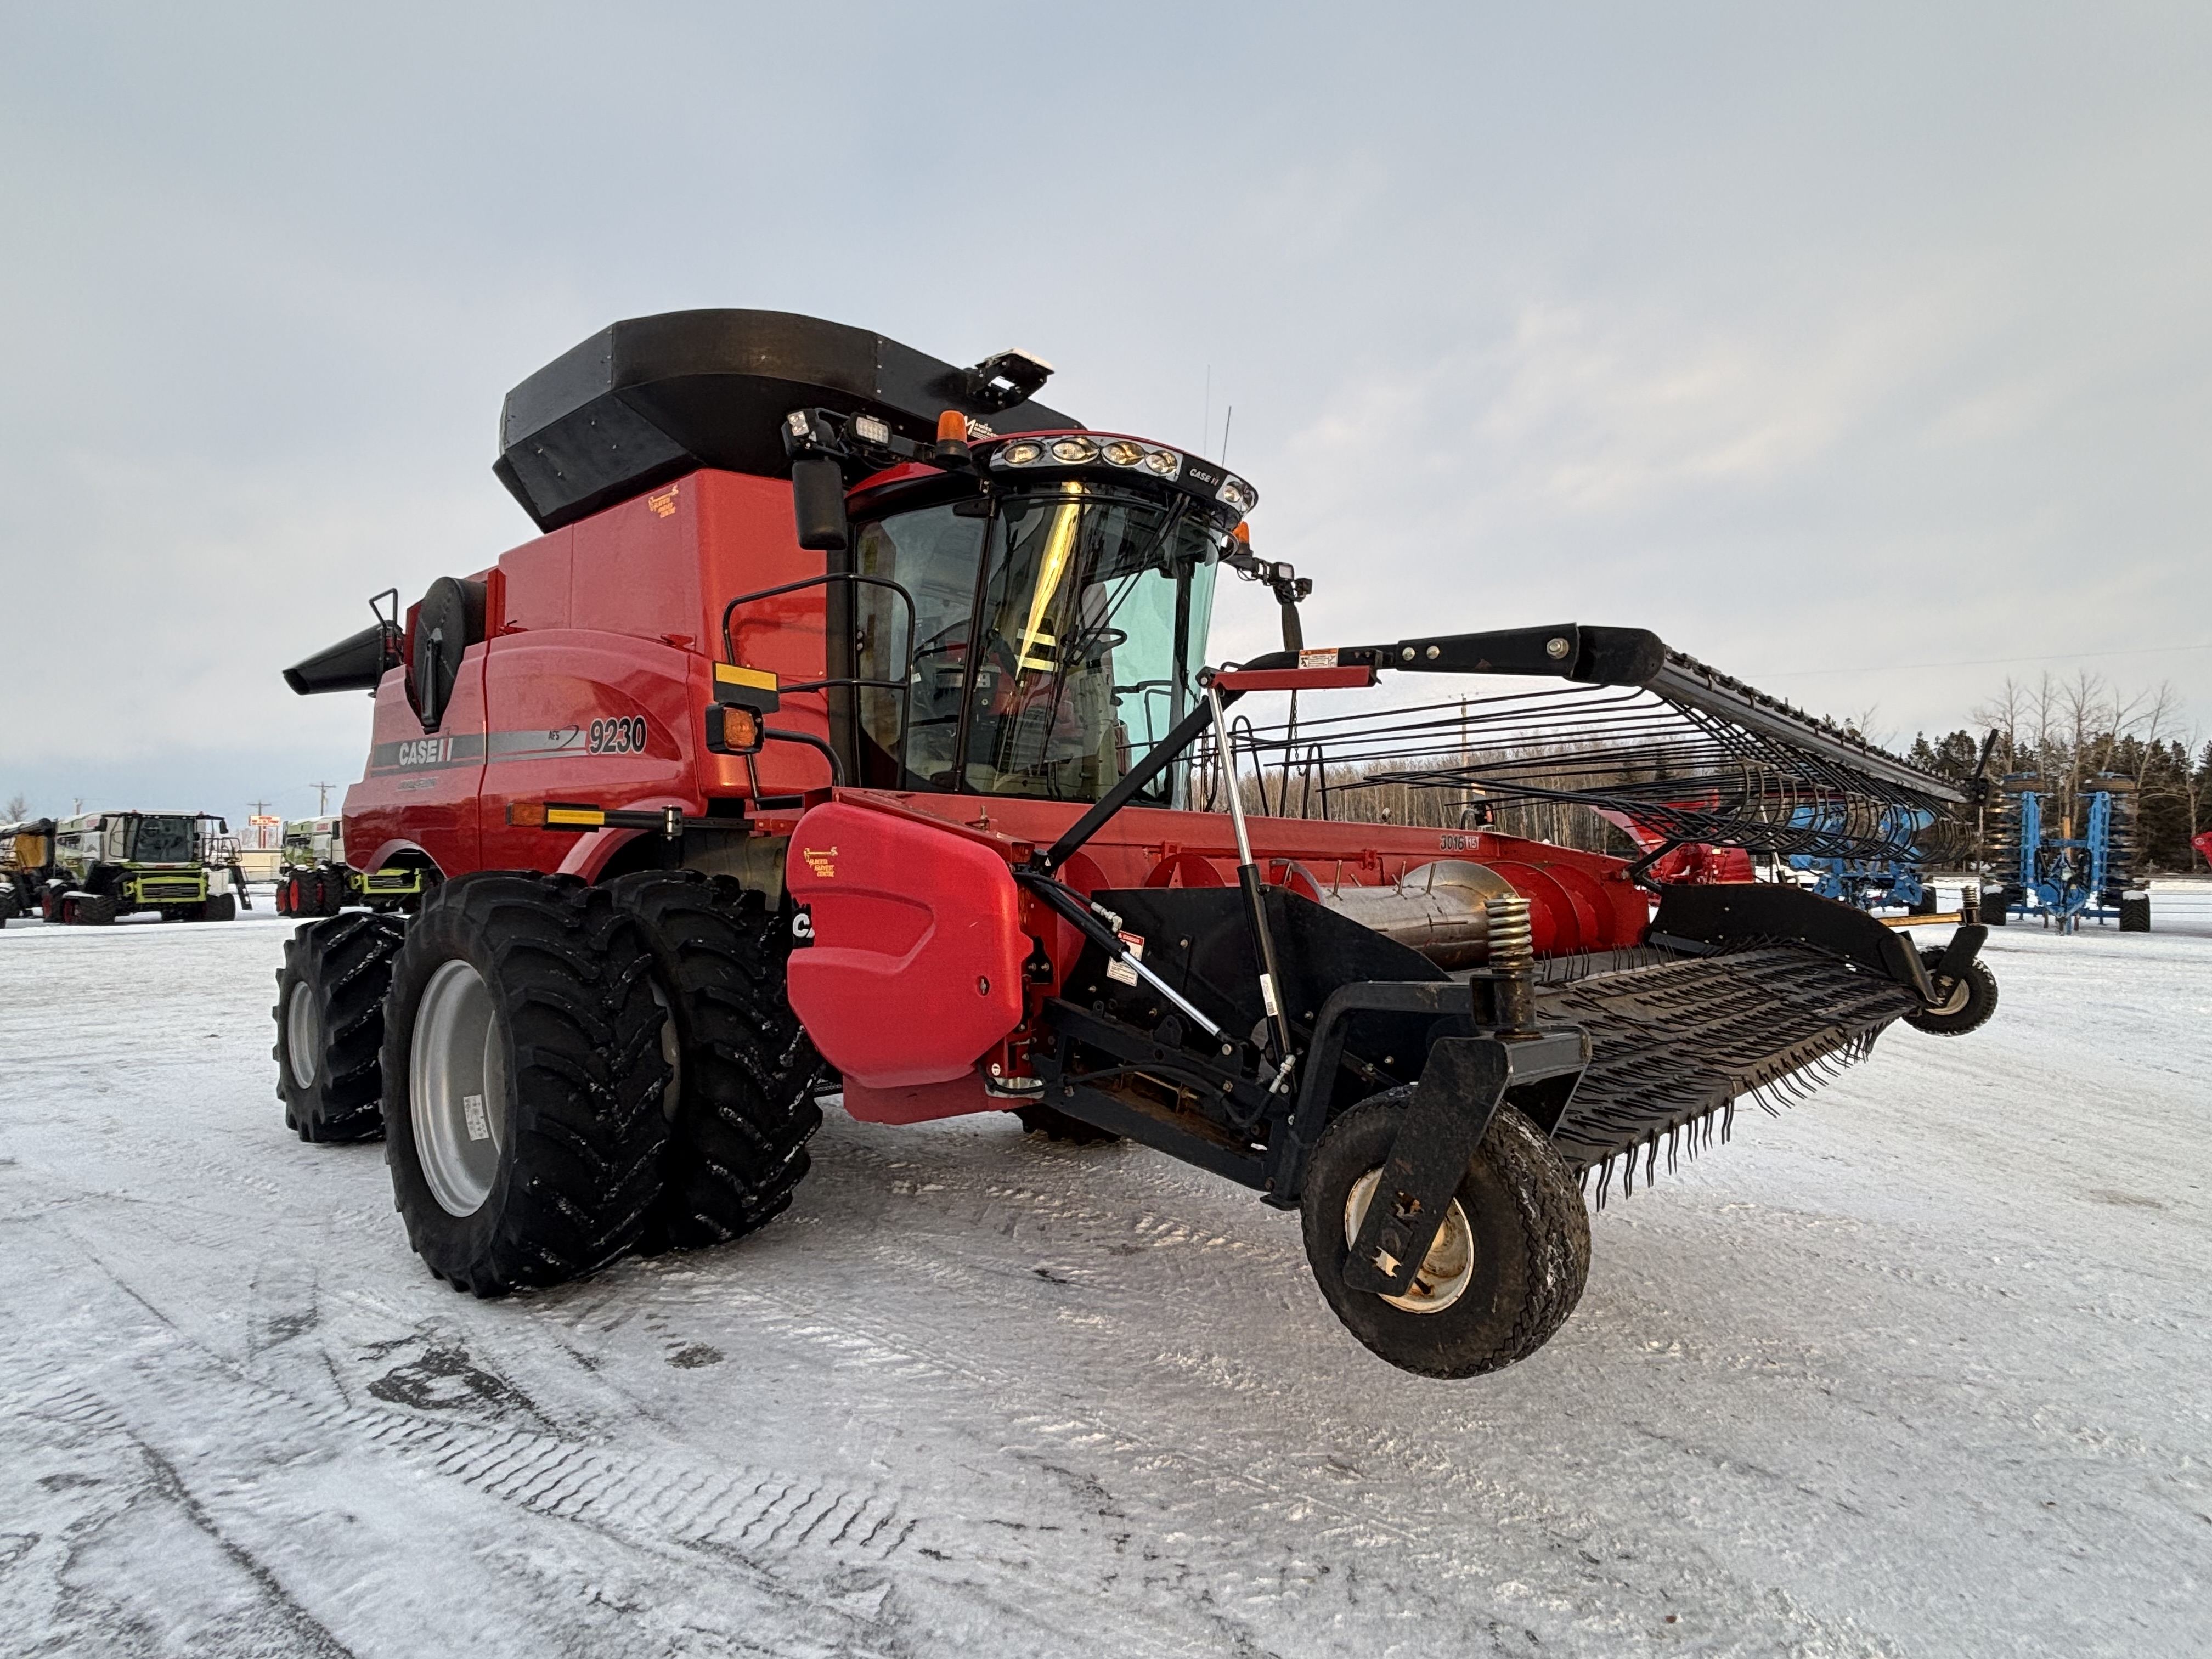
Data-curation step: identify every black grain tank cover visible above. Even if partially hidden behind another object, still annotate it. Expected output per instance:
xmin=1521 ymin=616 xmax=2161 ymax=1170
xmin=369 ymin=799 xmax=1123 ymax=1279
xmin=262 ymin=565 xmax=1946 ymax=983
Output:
xmin=494 ymin=309 xmax=1081 ymax=532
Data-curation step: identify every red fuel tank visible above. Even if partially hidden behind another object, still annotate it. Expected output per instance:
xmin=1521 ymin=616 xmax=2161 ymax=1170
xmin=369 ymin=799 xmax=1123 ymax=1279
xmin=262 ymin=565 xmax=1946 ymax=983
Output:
xmin=784 ymin=801 xmax=1026 ymax=1090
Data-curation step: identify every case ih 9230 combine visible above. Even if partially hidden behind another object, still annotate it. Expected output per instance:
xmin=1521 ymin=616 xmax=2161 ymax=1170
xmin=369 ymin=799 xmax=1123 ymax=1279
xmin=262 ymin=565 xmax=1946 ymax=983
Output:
xmin=280 ymin=309 xmax=1995 ymax=1378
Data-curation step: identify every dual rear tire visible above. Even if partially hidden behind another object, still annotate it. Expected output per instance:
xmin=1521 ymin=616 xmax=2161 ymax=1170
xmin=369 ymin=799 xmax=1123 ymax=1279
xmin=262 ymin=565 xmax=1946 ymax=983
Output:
xmin=283 ymin=870 xmax=822 ymax=1297
xmin=380 ymin=873 xmax=672 ymax=1295
xmin=275 ymin=913 xmax=406 ymax=1141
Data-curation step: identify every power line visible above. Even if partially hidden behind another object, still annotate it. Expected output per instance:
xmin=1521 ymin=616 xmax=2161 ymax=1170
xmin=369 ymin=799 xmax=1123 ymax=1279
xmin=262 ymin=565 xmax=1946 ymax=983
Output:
xmin=1749 ymin=641 xmax=2211 ymax=679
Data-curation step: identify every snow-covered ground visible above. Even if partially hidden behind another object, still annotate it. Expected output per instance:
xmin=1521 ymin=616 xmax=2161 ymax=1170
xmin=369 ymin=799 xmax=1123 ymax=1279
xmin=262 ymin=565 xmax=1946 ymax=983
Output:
xmin=1 ymin=888 xmax=2205 ymax=1658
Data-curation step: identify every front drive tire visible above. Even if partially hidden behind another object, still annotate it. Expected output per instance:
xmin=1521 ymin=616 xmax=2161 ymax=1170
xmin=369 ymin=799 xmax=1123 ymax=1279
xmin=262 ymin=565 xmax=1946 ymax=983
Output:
xmin=275 ymin=913 xmax=405 ymax=1141
xmin=381 ymin=873 xmax=670 ymax=1295
xmin=606 ymin=871 xmax=823 ymax=1253
xmin=1301 ymin=1091 xmax=1590 ymax=1379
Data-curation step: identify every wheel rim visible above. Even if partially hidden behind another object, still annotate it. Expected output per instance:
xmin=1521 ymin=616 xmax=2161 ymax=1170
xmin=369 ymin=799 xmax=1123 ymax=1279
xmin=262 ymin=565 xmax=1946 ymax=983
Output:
xmin=285 ymin=980 xmax=321 ymax=1090
xmin=410 ymin=958 xmax=507 ymax=1218
xmin=1345 ymin=1169 xmax=1477 ymax=1314
xmin=1927 ymin=975 xmax=1973 ymax=1015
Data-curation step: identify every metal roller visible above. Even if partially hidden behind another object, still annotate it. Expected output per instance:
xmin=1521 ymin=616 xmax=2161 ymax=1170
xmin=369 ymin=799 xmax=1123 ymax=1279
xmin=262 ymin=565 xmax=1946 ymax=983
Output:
xmin=1314 ymin=859 xmax=1521 ymax=968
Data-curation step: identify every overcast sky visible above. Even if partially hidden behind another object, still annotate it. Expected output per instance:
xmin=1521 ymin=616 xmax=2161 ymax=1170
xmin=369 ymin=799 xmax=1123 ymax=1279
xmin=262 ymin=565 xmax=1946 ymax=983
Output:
xmin=4 ymin=3 xmax=2207 ymax=823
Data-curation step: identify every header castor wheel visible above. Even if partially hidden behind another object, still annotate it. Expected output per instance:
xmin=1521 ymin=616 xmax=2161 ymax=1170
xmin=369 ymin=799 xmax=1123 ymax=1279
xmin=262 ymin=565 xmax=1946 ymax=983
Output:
xmin=1301 ymin=1091 xmax=1590 ymax=1378
xmin=380 ymin=873 xmax=670 ymax=1295
xmin=1905 ymin=949 xmax=1999 ymax=1036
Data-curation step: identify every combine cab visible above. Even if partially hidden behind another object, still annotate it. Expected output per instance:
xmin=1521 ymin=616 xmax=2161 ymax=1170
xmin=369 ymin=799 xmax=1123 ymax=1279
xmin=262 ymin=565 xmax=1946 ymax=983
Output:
xmin=278 ymin=309 xmax=1997 ymax=1376
xmin=4 ymin=811 xmax=240 ymax=925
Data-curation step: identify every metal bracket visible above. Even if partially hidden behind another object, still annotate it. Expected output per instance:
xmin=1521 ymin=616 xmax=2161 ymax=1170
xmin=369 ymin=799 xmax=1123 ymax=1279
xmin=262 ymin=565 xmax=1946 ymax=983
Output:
xmin=1933 ymin=922 xmax=1988 ymax=992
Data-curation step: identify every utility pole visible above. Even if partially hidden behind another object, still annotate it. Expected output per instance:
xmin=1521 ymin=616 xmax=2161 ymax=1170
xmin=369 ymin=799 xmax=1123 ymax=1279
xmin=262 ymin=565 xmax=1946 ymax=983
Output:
xmin=309 ymin=782 xmax=338 ymax=814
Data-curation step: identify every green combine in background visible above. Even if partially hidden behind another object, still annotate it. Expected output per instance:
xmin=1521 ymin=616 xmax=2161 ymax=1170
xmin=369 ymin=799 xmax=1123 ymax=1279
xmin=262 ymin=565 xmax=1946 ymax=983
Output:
xmin=275 ymin=815 xmax=427 ymax=918
xmin=1 ymin=811 xmax=244 ymax=926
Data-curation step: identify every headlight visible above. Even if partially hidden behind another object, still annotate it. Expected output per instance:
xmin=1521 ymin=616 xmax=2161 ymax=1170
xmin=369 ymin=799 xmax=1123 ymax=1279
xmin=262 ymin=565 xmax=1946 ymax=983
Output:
xmin=1048 ymin=436 xmax=1099 ymax=464
xmin=1102 ymin=439 xmax=1145 ymax=467
xmin=1216 ymin=475 xmax=1257 ymax=513
xmin=851 ymin=414 xmax=890 ymax=446
xmin=1143 ymin=449 xmax=1181 ymax=476
xmin=1001 ymin=440 xmax=1045 ymax=466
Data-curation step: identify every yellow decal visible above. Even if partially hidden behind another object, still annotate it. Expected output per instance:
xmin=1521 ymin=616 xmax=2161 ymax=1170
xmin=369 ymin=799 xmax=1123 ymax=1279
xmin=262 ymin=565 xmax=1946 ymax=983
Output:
xmin=713 ymin=662 xmax=780 ymax=691
xmin=647 ymin=486 xmax=679 ymax=518
xmin=800 ymin=845 xmax=838 ymax=879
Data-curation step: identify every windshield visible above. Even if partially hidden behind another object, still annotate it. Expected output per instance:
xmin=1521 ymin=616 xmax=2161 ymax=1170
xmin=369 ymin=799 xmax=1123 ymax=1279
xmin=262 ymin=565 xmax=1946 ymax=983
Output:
xmin=850 ymin=482 xmax=1219 ymax=804
xmin=128 ymin=815 xmax=195 ymax=862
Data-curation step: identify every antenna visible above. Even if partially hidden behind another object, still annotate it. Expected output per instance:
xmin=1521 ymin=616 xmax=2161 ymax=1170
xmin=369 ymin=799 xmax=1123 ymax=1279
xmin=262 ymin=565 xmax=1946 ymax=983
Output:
xmin=1221 ymin=405 xmax=1234 ymax=467
xmin=310 ymin=782 xmax=339 ymax=814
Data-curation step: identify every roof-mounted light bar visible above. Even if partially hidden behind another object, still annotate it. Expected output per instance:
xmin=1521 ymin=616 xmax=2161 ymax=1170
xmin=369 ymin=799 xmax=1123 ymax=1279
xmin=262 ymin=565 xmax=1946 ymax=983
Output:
xmin=987 ymin=433 xmax=1257 ymax=517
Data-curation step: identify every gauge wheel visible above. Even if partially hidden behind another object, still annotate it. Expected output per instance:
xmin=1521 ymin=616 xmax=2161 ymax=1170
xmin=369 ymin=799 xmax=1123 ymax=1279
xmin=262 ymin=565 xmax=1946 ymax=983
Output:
xmin=1301 ymin=1088 xmax=1589 ymax=1378
xmin=1904 ymin=951 xmax=1999 ymax=1036
xmin=274 ymin=913 xmax=405 ymax=1141
xmin=380 ymin=872 xmax=670 ymax=1295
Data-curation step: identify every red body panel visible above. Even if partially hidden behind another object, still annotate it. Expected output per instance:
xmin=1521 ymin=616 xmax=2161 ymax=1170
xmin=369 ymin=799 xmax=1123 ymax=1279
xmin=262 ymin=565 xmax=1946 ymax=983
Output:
xmin=785 ymin=801 xmax=1028 ymax=1090
xmin=343 ymin=469 xmax=833 ymax=873
xmin=347 ymin=648 xmax=488 ymax=877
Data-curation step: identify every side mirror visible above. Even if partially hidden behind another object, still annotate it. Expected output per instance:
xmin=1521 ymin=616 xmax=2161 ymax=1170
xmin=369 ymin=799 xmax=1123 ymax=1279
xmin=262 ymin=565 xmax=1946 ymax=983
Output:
xmin=791 ymin=456 xmax=849 ymax=552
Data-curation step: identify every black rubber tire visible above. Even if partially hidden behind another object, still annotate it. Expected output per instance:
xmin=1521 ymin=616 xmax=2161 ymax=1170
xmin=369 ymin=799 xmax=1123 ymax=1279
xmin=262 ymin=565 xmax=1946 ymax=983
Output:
xmin=1904 ymin=951 xmax=2000 ymax=1036
xmin=274 ymin=914 xmax=405 ymax=1142
xmin=275 ymin=874 xmax=299 ymax=918
xmin=1982 ymin=886 xmax=2011 ymax=926
xmin=70 ymin=893 xmax=117 ymax=925
xmin=40 ymin=887 xmax=66 ymax=923
xmin=1301 ymin=1091 xmax=1590 ymax=1379
xmin=606 ymin=870 xmax=823 ymax=1254
xmin=2119 ymin=894 xmax=2151 ymax=933
xmin=381 ymin=872 xmax=670 ymax=1295
xmin=204 ymin=892 xmax=237 ymax=923
xmin=1013 ymin=1103 xmax=1121 ymax=1145
xmin=1909 ymin=891 xmax=1939 ymax=917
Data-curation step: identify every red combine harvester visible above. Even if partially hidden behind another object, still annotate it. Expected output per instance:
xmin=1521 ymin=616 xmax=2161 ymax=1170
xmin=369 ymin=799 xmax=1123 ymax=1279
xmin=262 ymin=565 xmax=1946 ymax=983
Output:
xmin=279 ymin=311 xmax=1994 ymax=1376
